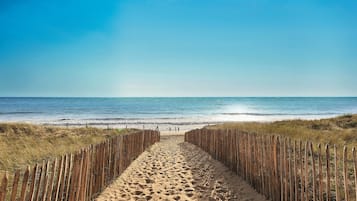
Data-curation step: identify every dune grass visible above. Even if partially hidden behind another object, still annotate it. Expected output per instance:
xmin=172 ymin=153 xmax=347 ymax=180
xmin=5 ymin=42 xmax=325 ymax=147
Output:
xmin=209 ymin=114 xmax=357 ymax=148
xmin=0 ymin=123 xmax=133 ymax=174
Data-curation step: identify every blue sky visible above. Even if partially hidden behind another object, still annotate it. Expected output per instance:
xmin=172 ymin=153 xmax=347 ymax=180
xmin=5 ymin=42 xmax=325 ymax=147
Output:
xmin=0 ymin=0 xmax=356 ymax=97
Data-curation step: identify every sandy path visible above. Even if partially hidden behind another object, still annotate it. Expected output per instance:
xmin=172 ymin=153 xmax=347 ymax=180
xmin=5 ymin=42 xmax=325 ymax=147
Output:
xmin=96 ymin=135 xmax=266 ymax=201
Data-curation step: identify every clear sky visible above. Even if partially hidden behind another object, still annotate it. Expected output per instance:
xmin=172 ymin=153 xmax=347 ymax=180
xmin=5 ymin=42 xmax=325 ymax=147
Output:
xmin=0 ymin=0 xmax=356 ymax=97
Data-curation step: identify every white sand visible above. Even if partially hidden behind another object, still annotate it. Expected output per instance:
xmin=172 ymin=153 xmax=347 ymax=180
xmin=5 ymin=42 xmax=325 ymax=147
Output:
xmin=159 ymin=131 xmax=185 ymax=136
xmin=96 ymin=135 xmax=266 ymax=201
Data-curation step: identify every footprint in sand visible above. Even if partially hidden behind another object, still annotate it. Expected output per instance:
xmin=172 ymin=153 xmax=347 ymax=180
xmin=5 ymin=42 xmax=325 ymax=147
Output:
xmin=96 ymin=135 xmax=267 ymax=201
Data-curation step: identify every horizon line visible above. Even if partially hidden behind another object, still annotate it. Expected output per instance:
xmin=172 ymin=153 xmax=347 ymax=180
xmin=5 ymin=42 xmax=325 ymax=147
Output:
xmin=1 ymin=96 xmax=357 ymax=98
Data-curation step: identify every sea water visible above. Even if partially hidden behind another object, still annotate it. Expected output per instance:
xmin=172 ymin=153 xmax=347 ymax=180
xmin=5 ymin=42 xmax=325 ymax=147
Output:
xmin=0 ymin=97 xmax=357 ymax=131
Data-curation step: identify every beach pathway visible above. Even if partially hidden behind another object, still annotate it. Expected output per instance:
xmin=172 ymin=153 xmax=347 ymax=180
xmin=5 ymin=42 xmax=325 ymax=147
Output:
xmin=96 ymin=135 xmax=266 ymax=201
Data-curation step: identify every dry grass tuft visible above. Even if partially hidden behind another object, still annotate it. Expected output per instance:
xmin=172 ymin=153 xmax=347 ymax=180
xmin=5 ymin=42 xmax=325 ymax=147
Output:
xmin=0 ymin=123 xmax=134 ymax=173
xmin=209 ymin=114 xmax=357 ymax=148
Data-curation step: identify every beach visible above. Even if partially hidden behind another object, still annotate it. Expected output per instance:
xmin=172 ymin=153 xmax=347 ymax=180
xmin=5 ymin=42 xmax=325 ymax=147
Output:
xmin=96 ymin=134 xmax=266 ymax=201
xmin=1 ymin=98 xmax=357 ymax=200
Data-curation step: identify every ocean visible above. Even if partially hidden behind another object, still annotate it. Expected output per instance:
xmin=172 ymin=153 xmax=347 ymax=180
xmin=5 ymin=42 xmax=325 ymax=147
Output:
xmin=0 ymin=97 xmax=357 ymax=131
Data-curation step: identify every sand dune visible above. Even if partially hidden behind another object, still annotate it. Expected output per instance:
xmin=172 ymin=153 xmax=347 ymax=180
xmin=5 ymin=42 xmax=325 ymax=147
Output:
xmin=96 ymin=135 xmax=266 ymax=201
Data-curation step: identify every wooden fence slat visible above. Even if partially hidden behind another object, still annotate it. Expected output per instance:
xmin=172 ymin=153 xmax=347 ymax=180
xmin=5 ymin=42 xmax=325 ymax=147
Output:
xmin=288 ymin=139 xmax=293 ymax=201
xmin=46 ymin=159 xmax=57 ymax=201
xmin=64 ymin=154 xmax=73 ymax=201
xmin=28 ymin=164 xmax=38 ymax=201
xmin=59 ymin=154 xmax=69 ymax=201
xmin=353 ymin=147 xmax=357 ymax=201
xmin=318 ymin=144 xmax=323 ymax=201
xmin=83 ymin=149 xmax=90 ymax=201
xmin=75 ymin=151 xmax=84 ymax=201
xmin=19 ymin=167 xmax=30 ymax=201
xmin=79 ymin=150 xmax=86 ymax=201
xmin=269 ymin=136 xmax=273 ymax=200
xmin=260 ymin=136 xmax=265 ymax=197
xmin=326 ymin=145 xmax=331 ymax=201
xmin=54 ymin=156 xmax=64 ymax=201
xmin=101 ymin=143 xmax=105 ymax=189
xmin=343 ymin=146 xmax=349 ymax=201
xmin=86 ymin=147 xmax=93 ymax=200
xmin=40 ymin=161 xmax=49 ymax=201
xmin=10 ymin=169 xmax=21 ymax=201
xmin=335 ymin=145 xmax=340 ymax=201
xmin=284 ymin=138 xmax=288 ymax=201
xmin=0 ymin=172 xmax=8 ymax=201
xmin=310 ymin=142 xmax=316 ymax=201
xmin=305 ymin=141 xmax=309 ymax=201
xmin=33 ymin=162 xmax=44 ymax=201
xmin=300 ymin=141 xmax=305 ymax=201
xmin=294 ymin=141 xmax=298 ymax=201
xmin=68 ymin=154 xmax=79 ymax=201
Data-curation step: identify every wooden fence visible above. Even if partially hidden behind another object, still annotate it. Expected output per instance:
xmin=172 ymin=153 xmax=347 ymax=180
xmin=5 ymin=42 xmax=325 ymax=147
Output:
xmin=185 ymin=128 xmax=357 ymax=201
xmin=0 ymin=130 xmax=160 ymax=201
